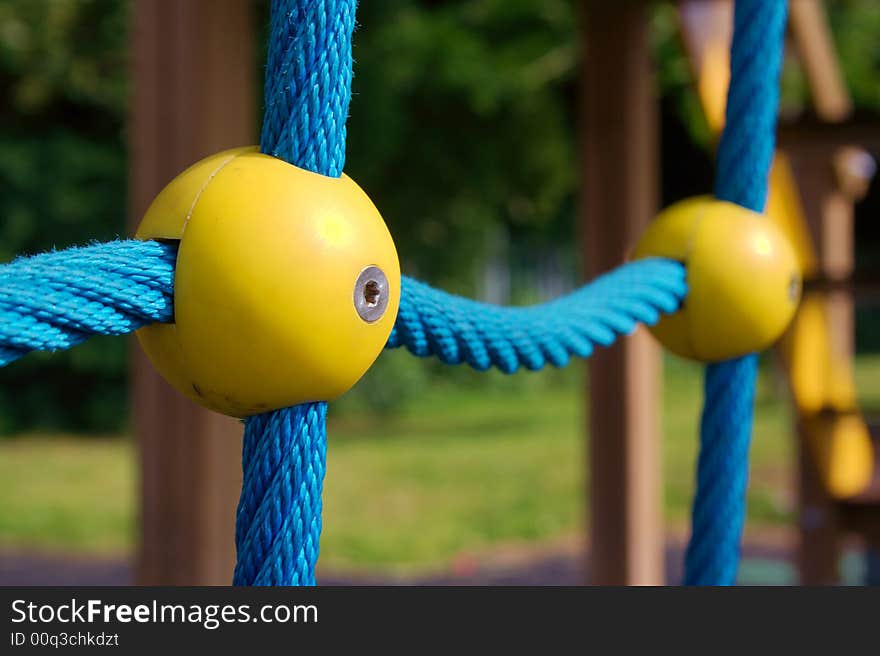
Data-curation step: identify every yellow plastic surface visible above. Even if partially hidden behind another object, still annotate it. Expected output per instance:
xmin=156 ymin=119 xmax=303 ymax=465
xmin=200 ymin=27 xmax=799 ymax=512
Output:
xmin=633 ymin=197 xmax=801 ymax=362
xmin=135 ymin=147 xmax=400 ymax=417
xmin=765 ymin=154 xmax=820 ymax=278
xmin=697 ymin=40 xmax=731 ymax=135
xmin=803 ymin=411 xmax=874 ymax=499
xmin=779 ymin=295 xmax=873 ymax=497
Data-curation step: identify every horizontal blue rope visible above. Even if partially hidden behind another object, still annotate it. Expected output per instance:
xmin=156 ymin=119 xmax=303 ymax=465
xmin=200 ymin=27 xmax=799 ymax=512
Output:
xmin=0 ymin=241 xmax=686 ymax=372
xmin=0 ymin=240 xmax=175 ymax=366
xmin=388 ymin=258 xmax=686 ymax=372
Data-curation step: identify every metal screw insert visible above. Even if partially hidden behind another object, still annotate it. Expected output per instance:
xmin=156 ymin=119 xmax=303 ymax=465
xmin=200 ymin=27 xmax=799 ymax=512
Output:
xmin=789 ymin=274 xmax=801 ymax=302
xmin=354 ymin=266 xmax=389 ymax=323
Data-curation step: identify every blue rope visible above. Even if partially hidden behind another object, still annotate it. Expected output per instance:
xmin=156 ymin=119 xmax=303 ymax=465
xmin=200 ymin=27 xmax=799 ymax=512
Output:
xmin=233 ymin=0 xmax=358 ymax=587
xmin=0 ymin=243 xmax=685 ymax=373
xmin=684 ymin=0 xmax=787 ymax=586
xmin=260 ymin=0 xmax=355 ymax=178
xmin=388 ymin=259 xmax=686 ymax=372
xmin=0 ymin=240 xmax=174 ymax=366
xmin=234 ymin=402 xmax=327 ymax=585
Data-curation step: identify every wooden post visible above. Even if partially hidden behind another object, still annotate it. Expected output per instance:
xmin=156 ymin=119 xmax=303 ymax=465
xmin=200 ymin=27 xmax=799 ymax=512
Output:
xmin=129 ymin=0 xmax=255 ymax=585
xmin=581 ymin=1 xmax=663 ymax=585
xmin=797 ymin=418 xmax=843 ymax=584
xmin=789 ymin=0 xmax=852 ymax=123
xmin=786 ymin=144 xmax=857 ymax=584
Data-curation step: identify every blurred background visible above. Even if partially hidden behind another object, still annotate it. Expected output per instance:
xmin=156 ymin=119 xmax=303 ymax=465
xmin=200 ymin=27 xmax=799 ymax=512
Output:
xmin=1 ymin=0 xmax=880 ymax=585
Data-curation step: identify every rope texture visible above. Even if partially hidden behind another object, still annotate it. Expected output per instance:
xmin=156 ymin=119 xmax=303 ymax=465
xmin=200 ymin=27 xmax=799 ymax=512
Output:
xmin=0 ymin=240 xmax=174 ymax=366
xmin=684 ymin=0 xmax=787 ymax=586
xmin=233 ymin=0 xmax=358 ymax=587
xmin=260 ymin=0 xmax=355 ymax=178
xmin=0 ymin=246 xmax=686 ymax=372
xmin=234 ymin=402 xmax=327 ymax=585
xmin=388 ymin=259 xmax=686 ymax=373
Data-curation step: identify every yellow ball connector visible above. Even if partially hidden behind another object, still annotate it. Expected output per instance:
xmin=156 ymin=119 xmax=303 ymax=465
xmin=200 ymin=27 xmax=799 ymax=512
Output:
xmin=135 ymin=147 xmax=400 ymax=417
xmin=633 ymin=196 xmax=801 ymax=362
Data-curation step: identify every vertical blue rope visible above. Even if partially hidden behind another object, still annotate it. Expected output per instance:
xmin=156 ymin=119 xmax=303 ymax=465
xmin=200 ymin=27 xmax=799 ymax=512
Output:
xmin=233 ymin=0 xmax=357 ymax=586
xmin=683 ymin=0 xmax=787 ymax=585
xmin=234 ymin=403 xmax=328 ymax=585
xmin=260 ymin=0 xmax=355 ymax=178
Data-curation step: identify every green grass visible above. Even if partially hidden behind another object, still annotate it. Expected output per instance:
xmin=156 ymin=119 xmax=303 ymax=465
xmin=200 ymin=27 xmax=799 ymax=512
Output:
xmin=1 ymin=353 xmax=878 ymax=574
xmin=320 ymin=353 xmax=796 ymax=573
xmin=0 ymin=436 xmax=133 ymax=554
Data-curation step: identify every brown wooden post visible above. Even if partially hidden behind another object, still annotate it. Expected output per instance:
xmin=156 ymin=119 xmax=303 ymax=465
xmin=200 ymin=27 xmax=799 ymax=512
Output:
xmin=797 ymin=430 xmax=843 ymax=584
xmin=786 ymin=143 xmax=859 ymax=584
xmin=129 ymin=0 xmax=255 ymax=585
xmin=581 ymin=1 xmax=663 ymax=585
xmin=789 ymin=0 xmax=853 ymax=123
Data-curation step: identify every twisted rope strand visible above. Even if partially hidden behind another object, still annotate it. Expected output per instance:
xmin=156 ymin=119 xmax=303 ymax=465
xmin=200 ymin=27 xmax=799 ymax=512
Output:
xmin=0 ymin=240 xmax=175 ymax=366
xmin=0 ymin=246 xmax=686 ymax=375
xmin=388 ymin=259 xmax=686 ymax=373
xmin=234 ymin=0 xmax=359 ymax=587
xmin=684 ymin=0 xmax=787 ymax=586
xmin=260 ymin=0 xmax=355 ymax=178
xmin=233 ymin=402 xmax=327 ymax=586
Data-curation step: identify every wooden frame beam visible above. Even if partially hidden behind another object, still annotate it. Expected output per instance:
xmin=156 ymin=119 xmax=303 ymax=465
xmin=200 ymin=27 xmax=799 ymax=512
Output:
xmin=129 ymin=0 xmax=255 ymax=585
xmin=789 ymin=0 xmax=852 ymax=122
xmin=581 ymin=1 xmax=663 ymax=585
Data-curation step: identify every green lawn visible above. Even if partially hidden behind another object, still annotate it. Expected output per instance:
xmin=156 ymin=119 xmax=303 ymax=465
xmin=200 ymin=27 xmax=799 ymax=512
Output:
xmin=320 ymin=353 xmax=796 ymax=573
xmin=1 ymin=353 xmax=878 ymax=574
xmin=0 ymin=436 xmax=133 ymax=554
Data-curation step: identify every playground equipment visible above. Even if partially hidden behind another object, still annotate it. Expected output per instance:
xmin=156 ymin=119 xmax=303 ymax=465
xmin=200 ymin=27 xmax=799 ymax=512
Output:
xmin=1 ymin=0 xmax=871 ymax=585
xmin=682 ymin=0 xmax=873 ymax=495
xmin=135 ymin=146 xmax=400 ymax=416
xmin=634 ymin=197 xmax=799 ymax=362
xmin=680 ymin=0 xmax=879 ymax=584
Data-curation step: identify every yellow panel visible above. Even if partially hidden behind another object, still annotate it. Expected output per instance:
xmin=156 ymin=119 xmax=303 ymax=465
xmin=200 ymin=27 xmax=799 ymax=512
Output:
xmin=803 ymin=412 xmax=873 ymax=499
xmin=782 ymin=293 xmax=857 ymax=405
xmin=765 ymin=155 xmax=820 ymax=278
xmin=781 ymin=295 xmax=833 ymax=414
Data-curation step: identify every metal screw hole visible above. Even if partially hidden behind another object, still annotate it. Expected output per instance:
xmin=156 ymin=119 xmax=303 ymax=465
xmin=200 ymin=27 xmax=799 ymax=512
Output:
xmin=789 ymin=275 xmax=801 ymax=302
xmin=364 ymin=280 xmax=381 ymax=308
xmin=354 ymin=266 xmax=389 ymax=323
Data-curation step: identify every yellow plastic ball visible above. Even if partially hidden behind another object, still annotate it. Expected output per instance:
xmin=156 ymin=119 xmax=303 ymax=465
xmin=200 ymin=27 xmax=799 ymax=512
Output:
xmin=632 ymin=196 xmax=801 ymax=362
xmin=135 ymin=147 xmax=400 ymax=417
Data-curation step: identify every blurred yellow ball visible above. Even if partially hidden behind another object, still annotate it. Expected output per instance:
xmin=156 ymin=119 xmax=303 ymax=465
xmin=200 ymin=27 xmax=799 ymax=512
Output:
xmin=136 ymin=147 xmax=400 ymax=417
xmin=633 ymin=196 xmax=800 ymax=362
